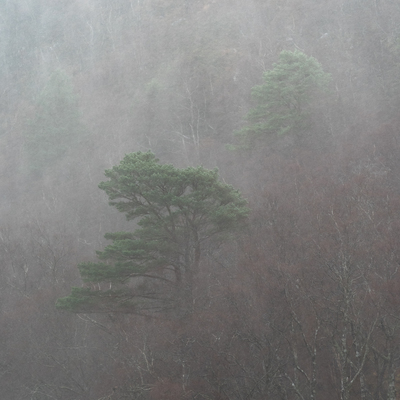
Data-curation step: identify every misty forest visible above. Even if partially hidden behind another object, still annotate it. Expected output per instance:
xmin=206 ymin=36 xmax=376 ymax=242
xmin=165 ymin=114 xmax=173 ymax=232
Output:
xmin=2 ymin=0 xmax=400 ymax=399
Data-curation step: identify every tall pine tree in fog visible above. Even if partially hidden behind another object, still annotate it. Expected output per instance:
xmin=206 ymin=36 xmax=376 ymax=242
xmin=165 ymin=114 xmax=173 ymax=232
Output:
xmin=24 ymin=69 xmax=84 ymax=175
xmin=57 ymin=152 xmax=248 ymax=315
xmin=236 ymin=50 xmax=330 ymax=147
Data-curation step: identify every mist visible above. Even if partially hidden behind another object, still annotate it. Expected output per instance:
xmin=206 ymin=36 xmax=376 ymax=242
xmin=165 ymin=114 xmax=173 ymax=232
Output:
xmin=1 ymin=0 xmax=400 ymax=399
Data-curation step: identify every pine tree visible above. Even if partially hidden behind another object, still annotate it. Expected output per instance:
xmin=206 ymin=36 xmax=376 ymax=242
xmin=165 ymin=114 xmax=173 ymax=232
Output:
xmin=236 ymin=50 xmax=330 ymax=148
xmin=57 ymin=152 xmax=248 ymax=315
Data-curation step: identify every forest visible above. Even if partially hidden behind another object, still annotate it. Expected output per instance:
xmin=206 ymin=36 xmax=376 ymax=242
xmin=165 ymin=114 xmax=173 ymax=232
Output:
xmin=1 ymin=0 xmax=400 ymax=399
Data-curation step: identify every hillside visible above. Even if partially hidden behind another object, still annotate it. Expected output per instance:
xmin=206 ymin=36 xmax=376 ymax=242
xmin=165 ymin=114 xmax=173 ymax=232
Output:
xmin=1 ymin=1 xmax=400 ymax=399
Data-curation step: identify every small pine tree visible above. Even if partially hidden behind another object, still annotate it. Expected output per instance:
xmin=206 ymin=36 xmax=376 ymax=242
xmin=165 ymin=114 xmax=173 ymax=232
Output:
xmin=57 ymin=152 xmax=249 ymax=315
xmin=236 ymin=50 xmax=330 ymax=148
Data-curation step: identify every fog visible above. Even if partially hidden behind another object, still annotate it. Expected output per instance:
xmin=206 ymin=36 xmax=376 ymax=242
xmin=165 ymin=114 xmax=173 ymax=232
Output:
xmin=1 ymin=0 xmax=400 ymax=399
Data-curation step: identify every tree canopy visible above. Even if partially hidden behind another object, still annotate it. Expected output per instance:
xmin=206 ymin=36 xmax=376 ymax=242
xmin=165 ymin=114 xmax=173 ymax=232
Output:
xmin=57 ymin=152 xmax=249 ymax=315
xmin=236 ymin=50 xmax=331 ymax=147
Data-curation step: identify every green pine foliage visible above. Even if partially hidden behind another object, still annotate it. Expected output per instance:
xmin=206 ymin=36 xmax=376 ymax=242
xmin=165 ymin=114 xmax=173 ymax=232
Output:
xmin=236 ymin=50 xmax=331 ymax=147
xmin=24 ymin=69 xmax=84 ymax=175
xmin=57 ymin=152 xmax=249 ymax=314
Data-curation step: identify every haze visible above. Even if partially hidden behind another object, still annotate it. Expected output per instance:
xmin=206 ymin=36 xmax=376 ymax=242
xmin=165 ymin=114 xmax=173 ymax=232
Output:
xmin=0 ymin=1 xmax=399 ymax=399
